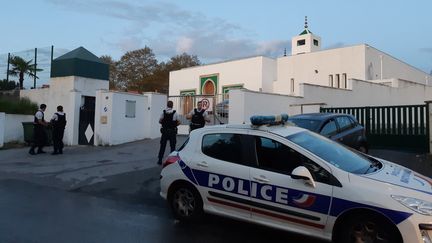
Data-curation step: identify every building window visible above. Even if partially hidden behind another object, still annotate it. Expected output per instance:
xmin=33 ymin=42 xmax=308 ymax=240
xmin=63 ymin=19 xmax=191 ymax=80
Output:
xmin=329 ymin=75 xmax=333 ymax=87
xmin=125 ymin=100 xmax=136 ymax=118
xmin=297 ymin=39 xmax=305 ymax=46
xmin=335 ymin=74 xmax=340 ymax=88
xmin=290 ymin=79 xmax=295 ymax=94
xmin=313 ymin=39 xmax=319 ymax=46
xmin=342 ymin=73 xmax=347 ymax=88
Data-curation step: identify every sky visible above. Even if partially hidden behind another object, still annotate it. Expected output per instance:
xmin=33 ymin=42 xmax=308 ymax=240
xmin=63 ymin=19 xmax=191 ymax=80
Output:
xmin=1 ymin=0 xmax=432 ymax=87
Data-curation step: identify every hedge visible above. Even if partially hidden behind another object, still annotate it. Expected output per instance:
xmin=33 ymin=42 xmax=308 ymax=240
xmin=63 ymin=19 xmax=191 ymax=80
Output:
xmin=0 ymin=97 xmax=38 ymax=115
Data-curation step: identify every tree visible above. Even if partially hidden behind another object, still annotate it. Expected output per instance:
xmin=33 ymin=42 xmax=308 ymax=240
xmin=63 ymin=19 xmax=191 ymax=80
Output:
xmin=99 ymin=55 xmax=121 ymax=90
xmin=0 ymin=79 xmax=18 ymax=90
xmin=166 ymin=53 xmax=201 ymax=71
xmin=117 ymin=47 xmax=158 ymax=92
xmin=8 ymin=55 xmax=43 ymax=89
xmin=148 ymin=53 xmax=201 ymax=93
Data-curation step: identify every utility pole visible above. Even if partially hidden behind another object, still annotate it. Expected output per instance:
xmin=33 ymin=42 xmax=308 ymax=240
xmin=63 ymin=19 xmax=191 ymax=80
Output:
xmin=6 ymin=53 xmax=10 ymax=82
xmin=34 ymin=48 xmax=37 ymax=89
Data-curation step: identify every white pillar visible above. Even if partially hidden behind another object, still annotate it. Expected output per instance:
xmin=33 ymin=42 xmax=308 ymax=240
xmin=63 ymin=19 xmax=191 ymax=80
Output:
xmin=0 ymin=112 xmax=5 ymax=148
xmin=66 ymin=90 xmax=82 ymax=145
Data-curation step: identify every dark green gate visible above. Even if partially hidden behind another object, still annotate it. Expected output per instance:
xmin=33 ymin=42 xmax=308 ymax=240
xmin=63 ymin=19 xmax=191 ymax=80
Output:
xmin=320 ymin=105 xmax=429 ymax=152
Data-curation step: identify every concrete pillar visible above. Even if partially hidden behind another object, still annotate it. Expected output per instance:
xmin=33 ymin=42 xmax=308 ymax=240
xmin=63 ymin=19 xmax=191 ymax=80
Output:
xmin=143 ymin=93 xmax=166 ymax=139
xmin=426 ymin=101 xmax=432 ymax=154
xmin=66 ymin=90 xmax=82 ymax=145
xmin=0 ymin=112 xmax=5 ymax=148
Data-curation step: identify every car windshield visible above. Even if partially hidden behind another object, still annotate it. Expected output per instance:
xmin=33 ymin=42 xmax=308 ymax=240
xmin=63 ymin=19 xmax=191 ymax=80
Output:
xmin=288 ymin=118 xmax=321 ymax=132
xmin=286 ymin=131 xmax=373 ymax=174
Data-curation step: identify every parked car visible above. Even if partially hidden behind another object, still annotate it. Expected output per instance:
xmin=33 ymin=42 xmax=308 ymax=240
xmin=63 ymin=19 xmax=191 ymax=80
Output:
xmin=215 ymin=100 xmax=229 ymax=116
xmin=160 ymin=121 xmax=432 ymax=243
xmin=288 ymin=113 xmax=368 ymax=153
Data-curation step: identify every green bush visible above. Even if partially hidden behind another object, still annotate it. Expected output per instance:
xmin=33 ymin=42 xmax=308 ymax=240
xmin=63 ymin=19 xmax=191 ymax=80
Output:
xmin=0 ymin=97 xmax=38 ymax=115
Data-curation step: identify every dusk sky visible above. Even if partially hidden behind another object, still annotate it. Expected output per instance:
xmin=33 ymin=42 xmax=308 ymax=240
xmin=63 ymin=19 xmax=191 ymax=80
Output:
xmin=1 ymin=0 xmax=432 ymax=86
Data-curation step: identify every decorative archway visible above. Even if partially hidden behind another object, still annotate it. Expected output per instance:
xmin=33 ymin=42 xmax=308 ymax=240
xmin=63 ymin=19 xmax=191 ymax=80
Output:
xmin=202 ymin=80 xmax=215 ymax=95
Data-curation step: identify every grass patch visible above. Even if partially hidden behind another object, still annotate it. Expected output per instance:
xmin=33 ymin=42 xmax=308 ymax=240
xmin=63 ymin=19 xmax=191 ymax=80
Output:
xmin=0 ymin=97 xmax=38 ymax=115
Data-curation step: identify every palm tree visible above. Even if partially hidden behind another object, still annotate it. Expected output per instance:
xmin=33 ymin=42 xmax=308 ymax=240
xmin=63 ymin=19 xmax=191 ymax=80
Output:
xmin=8 ymin=55 xmax=43 ymax=89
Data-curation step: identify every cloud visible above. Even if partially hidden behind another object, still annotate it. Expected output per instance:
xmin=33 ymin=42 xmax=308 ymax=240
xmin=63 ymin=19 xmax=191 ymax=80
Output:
xmin=420 ymin=48 xmax=432 ymax=53
xmin=45 ymin=0 xmax=291 ymax=62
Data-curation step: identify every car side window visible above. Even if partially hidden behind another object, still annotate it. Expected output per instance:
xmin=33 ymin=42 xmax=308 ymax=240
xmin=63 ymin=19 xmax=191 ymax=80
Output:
xmin=336 ymin=116 xmax=352 ymax=132
xmin=255 ymin=136 xmax=302 ymax=174
xmin=255 ymin=136 xmax=335 ymax=184
xmin=320 ymin=119 xmax=337 ymax=136
xmin=202 ymin=133 xmax=244 ymax=165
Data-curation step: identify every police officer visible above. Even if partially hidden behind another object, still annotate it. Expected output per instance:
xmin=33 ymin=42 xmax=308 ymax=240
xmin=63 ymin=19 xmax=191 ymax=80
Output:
xmin=50 ymin=105 xmax=67 ymax=155
xmin=186 ymin=100 xmax=210 ymax=132
xmin=29 ymin=104 xmax=48 ymax=155
xmin=157 ymin=100 xmax=180 ymax=165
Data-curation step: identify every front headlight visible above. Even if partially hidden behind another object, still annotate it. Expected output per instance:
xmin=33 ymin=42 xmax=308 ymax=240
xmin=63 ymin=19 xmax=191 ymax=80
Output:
xmin=391 ymin=195 xmax=432 ymax=216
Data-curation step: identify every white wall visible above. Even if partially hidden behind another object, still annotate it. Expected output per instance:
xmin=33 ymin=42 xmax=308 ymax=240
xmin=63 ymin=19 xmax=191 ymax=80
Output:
xmin=169 ymin=56 xmax=272 ymax=95
xmin=230 ymin=79 xmax=432 ymax=124
xmin=20 ymin=76 xmax=109 ymax=145
xmin=365 ymin=46 xmax=432 ymax=84
xmin=94 ymin=91 xmax=166 ymax=146
xmin=4 ymin=114 xmax=33 ymax=142
xmin=143 ymin=93 xmax=167 ymax=139
xmin=0 ymin=113 xmax=4 ymax=147
xmin=275 ymin=45 xmax=366 ymax=95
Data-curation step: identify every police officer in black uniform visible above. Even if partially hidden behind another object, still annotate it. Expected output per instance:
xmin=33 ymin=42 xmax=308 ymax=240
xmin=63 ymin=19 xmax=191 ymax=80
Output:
xmin=29 ymin=104 xmax=48 ymax=155
xmin=157 ymin=101 xmax=180 ymax=165
xmin=50 ymin=105 xmax=67 ymax=155
xmin=186 ymin=100 xmax=210 ymax=132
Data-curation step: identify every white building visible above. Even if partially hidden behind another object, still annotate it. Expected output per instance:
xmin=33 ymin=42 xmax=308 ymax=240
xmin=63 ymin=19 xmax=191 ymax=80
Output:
xmin=169 ymin=19 xmax=432 ymax=99
xmin=18 ymin=47 xmax=165 ymax=147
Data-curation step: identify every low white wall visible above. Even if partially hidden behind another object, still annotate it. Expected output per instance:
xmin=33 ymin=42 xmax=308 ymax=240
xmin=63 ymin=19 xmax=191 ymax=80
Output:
xmin=94 ymin=91 xmax=166 ymax=146
xmin=0 ymin=113 xmax=34 ymax=147
xmin=230 ymin=78 xmax=432 ymax=124
xmin=0 ymin=113 xmax=4 ymax=147
xmin=5 ymin=114 xmax=33 ymax=142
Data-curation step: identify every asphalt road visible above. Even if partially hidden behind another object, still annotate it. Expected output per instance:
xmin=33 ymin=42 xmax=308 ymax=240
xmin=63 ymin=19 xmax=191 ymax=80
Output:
xmin=0 ymin=136 xmax=431 ymax=243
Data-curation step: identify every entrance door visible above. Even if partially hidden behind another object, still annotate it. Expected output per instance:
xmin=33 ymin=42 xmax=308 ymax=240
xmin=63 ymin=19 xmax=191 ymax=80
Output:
xmin=78 ymin=96 xmax=95 ymax=145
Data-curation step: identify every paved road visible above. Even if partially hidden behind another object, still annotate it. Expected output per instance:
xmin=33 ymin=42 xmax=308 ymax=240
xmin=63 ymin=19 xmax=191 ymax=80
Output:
xmin=0 ymin=136 xmax=431 ymax=243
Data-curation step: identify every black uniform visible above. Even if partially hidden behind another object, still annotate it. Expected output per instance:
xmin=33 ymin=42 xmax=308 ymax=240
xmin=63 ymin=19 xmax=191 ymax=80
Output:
xmin=158 ymin=110 xmax=178 ymax=164
xmin=190 ymin=109 xmax=205 ymax=131
xmin=29 ymin=110 xmax=47 ymax=154
xmin=51 ymin=112 xmax=66 ymax=154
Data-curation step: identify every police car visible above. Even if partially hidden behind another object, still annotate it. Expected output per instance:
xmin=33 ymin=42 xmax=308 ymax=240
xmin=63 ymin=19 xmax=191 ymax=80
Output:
xmin=160 ymin=118 xmax=432 ymax=243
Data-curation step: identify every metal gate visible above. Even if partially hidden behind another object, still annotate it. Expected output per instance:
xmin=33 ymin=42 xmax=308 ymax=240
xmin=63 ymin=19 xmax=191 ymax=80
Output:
xmin=78 ymin=96 xmax=95 ymax=145
xmin=320 ymin=105 xmax=429 ymax=152
xmin=168 ymin=94 xmax=228 ymax=126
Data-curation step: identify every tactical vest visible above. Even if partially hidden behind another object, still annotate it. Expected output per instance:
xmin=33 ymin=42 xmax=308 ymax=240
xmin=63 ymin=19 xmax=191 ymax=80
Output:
xmin=191 ymin=109 xmax=205 ymax=125
xmin=34 ymin=111 xmax=45 ymax=125
xmin=161 ymin=110 xmax=177 ymax=129
xmin=53 ymin=112 xmax=66 ymax=130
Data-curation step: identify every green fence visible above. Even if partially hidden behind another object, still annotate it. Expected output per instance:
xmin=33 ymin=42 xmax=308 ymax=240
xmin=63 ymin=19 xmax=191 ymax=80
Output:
xmin=320 ymin=104 xmax=429 ymax=152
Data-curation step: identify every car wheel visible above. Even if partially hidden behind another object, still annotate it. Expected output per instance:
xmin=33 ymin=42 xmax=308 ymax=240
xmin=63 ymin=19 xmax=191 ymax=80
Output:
xmin=168 ymin=183 xmax=203 ymax=221
xmin=335 ymin=213 xmax=401 ymax=243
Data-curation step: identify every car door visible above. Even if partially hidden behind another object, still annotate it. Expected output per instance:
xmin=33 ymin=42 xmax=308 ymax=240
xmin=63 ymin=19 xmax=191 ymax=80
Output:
xmin=319 ymin=118 xmax=338 ymax=140
xmin=334 ymin=116 xmax=356 ymax=147
xmin=185 ymin=131 xmax=254 ymax=220
xmin=248 ymin=133 xmax=334 ymax=236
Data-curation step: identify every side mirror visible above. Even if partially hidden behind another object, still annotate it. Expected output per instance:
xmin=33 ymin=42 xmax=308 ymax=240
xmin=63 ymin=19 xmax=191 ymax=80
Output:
xmin=291 ymin=166 xmax=316 ymax=188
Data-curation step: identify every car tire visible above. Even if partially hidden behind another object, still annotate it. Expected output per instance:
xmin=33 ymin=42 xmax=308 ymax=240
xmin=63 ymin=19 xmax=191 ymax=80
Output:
xmin=335 ymin=212 xmax=401 ymax=243
xmin=168 ymin=183 xmax=203 ymax=222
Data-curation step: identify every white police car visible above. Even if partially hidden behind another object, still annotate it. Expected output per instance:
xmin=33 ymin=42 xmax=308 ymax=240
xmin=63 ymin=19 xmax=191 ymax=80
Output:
xmin=160 ymin=121 xmax=432 ymax=243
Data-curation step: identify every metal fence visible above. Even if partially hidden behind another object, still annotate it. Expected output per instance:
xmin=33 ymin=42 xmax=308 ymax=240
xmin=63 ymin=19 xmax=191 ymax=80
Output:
xmin=0 ymin=46 xmax=69 ymax=88
xmin=168 ymin=94 xmax=228 ymax=125
xmin=321 ymin=104 xmax=429 ymax=152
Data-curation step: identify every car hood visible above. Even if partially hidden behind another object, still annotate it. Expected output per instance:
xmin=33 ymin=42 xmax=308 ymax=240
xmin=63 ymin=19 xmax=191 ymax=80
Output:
xmin=361 ymin=158 xmax=432 ymax=195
